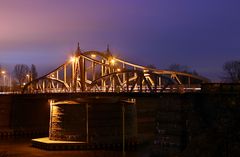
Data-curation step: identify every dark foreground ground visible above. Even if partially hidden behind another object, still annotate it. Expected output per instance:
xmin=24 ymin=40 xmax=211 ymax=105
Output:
xmin=0 ymin=138 xmax=149 ymax=157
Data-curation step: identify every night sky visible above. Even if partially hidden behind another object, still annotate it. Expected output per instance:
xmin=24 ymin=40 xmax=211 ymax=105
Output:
xmin=0 ymin=0 xmax=240 ymax=81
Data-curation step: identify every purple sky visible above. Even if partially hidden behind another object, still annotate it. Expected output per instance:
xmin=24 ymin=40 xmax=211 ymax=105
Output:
xmin=0 ymin=0 xmax=240 ymax=81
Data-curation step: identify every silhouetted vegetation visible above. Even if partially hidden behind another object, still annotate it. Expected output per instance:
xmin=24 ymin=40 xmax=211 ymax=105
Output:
xmin=222 ymin=60 xmax=240 ymax=83
xmin=11 ymin=64 xmax=38 ymax=91
xmin=30 ymin=64 xmax=38 ymax=80
xmin=13 ymin=64 xmax=29 ymax=87
xmin=147 ymin=64 xmax=157 ymax=69
xmin=168 ymin=64 xmax=198 ymax=75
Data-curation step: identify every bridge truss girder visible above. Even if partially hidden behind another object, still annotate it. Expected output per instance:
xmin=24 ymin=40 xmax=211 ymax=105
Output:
xmin=23 ymin=48 xmax=209 ymax=93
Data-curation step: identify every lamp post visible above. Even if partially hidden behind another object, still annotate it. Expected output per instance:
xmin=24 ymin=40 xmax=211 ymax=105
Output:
xmin=1 ymin=71 xmax=6 ymax=92
xmin=3 ymin=75 xmax=6 ymax=92
xmin=70 ymin=56 xmax=76 ymax=91
xmin=9 ymin=75 xmax=11 ymax=92
xmin=26 ymin=74 xmax=30 ymax=82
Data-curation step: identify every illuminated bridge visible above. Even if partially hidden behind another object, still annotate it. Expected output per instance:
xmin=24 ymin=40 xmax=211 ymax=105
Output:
xmin=23 ymin=44 xmax=209 ymax=93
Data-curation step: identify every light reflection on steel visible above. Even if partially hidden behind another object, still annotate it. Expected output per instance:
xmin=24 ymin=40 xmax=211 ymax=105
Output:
xmin=22 ymin=44 xmax=209 ymax=93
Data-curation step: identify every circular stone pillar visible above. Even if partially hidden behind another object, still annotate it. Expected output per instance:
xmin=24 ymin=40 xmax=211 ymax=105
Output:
xmin=49 ymin=97 xmax=137 ymax=144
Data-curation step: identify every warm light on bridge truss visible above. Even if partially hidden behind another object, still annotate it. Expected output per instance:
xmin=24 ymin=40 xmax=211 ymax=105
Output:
xmin=110 ymin=58 xmax=115 ymax=65
xmin=143 ymin=69 xmax=150 ymax=77
xmin=1 ymin=71 xmax=6 ymax=74
xmin=91 ymin=54 xmax=96 ymax=58
xmin=70 ymin=56 xmax=76 ymax=62
xmin=22 ymin=45 xmax=209 ymax=94
xmin=144 ymin=73 xmax=150 ymax=77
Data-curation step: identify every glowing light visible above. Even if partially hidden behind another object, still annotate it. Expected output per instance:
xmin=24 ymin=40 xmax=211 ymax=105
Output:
xmin=1 ymin=71 xmax=6 ymax=74
xmin=70 ymin=56 xmax=76 ymax=62
xmin=91 ymin=54 xmax=96 ymax=58
xmin=144 ymin=73 xmax=150 ymax=77
xmin=49 ymin=99 xmax=54 ymax=106
xmin=143 ymin=69 xmax=149 ymax=73
xmin=51 ymin=74 xmax=55 ymax=77
xmin=23 ymin=82 xmax=26 ymax=85
xmin=26 ymin=74 xmax=29 ymax=77
xmin=117 ymin=68 xmax=121 ymax=72
xmin=143 ymin=69 xmax=150 ymax=77
xmin=110 ymin=58 xmax=115 ymax=65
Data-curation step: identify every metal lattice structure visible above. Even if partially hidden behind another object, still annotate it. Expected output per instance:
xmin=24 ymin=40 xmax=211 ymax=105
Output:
xmin=23 ymin=44 xmax=209 ymax=93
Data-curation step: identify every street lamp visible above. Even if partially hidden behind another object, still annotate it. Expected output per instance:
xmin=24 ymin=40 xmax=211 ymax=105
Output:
xmin=0 ymin=70 xmax=12 ymax=93
xmin=26 ymin=74 xmax=30 ymax=82
xmin=1 ymin=71 xmax=6 ymax=92
xmin=3 ymin=75 xmax=6 ymax=92
xmin=9 ymin=75 xmax=12 ymax=92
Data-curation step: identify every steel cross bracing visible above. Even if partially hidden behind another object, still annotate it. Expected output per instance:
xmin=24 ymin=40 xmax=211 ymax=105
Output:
xmin=22 ymin=45 xmax=209 ymax=93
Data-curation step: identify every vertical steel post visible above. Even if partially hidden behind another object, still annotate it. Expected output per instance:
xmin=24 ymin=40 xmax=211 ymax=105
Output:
xmin=134 ymin=67 xmax=137 ymax=77
xmin=154 ymin=75 xmax=157 ymax=92
xmin=56 ymin=71 xmax=59 ymax=89
xmin=92 ymin=62 xmax=95 ymax=81
xmin=80 ymin=56 xmax=86 ymax=91
xmin=188 ymin=77 xmax=191 ymax=88
xmin=123 ymin=63 xmax=126 ymax=83
xmin=101 ymin=60 xmax=106 ymax=91
xmin=112 ymin=69 xmax=115 ymax=92
xmin=64 ymin=64 xmax=67 ymax=83
xmin=139 ymin=74 xmax=143 ymax=93
xmin=42 ymin=81 xmax=45 ymax=92
xmin=158 ymin=76 xmax=161 ymax=90
xmin=72 ymin=59 xmax=75 ymax=90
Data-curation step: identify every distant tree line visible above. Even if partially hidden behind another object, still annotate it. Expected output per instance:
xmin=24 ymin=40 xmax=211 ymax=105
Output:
xmin=0 ymin=63 xmax=38 ymax=91
xmin=168 ymin=63 xmax=199 ymax=75
xmin=14 ymin=64 xmax=38 ymax=85
xmin=12 ymin=64 xmax=38 ymax=89
xmin=222 ymin=60 xmax=240 ymax=83
xmin=147 ymin=60 xmax=240 ymax=83
xmin=147 ymin=63 xmax=199 ymax=75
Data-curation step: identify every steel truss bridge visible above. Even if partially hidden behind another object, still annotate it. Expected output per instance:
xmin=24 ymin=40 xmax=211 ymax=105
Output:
xmin=23 ymin=44 xmax=209 ymax=93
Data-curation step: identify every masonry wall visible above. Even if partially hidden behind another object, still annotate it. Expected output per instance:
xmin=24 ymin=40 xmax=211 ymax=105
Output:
xmin=0 ymin=95 xmax=12 ymax=130
xmin=0 ymin=90 xmax=239 ymax=156
xmin=0 ymin=94 xmax=49 ymax=136
xmin=135 ymin=94 xmax=190 ymax=156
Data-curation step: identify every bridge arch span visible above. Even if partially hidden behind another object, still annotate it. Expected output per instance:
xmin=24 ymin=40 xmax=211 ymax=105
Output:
xmin=22 ymin=45 xmax=209 ymax=93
